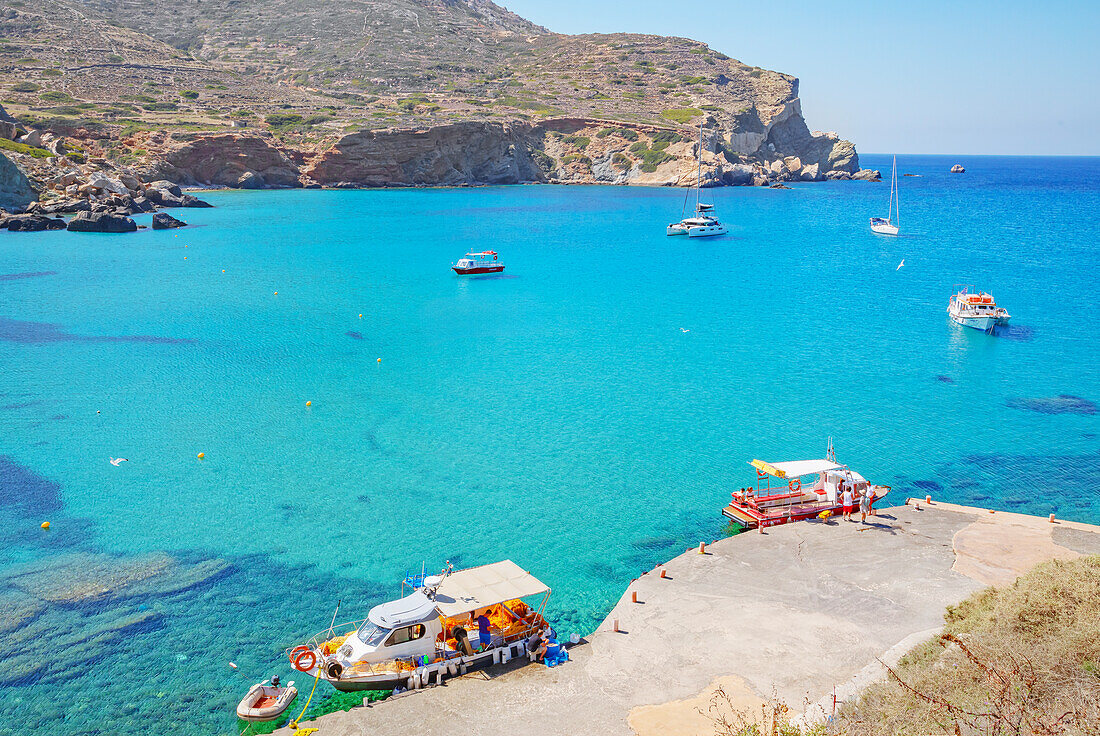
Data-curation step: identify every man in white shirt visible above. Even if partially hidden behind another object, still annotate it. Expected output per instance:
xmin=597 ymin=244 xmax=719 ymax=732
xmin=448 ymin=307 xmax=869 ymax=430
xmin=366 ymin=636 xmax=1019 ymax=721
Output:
xmin=841 ymin=482 xmax=855 ymax=521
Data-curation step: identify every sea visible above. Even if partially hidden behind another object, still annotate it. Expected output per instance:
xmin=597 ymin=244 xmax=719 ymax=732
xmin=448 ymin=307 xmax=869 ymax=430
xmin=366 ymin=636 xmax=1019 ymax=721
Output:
xmin=1 ymin=154 xmax=1098 ymax=735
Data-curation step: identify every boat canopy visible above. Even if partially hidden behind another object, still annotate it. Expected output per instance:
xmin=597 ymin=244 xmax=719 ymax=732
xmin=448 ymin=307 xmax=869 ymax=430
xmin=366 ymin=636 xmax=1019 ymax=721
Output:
xmin=432 ymin=560 xmax=549 ymax=618
xmin=750 ymin=458 xmax=845 ymax=479
xmin=697 ymin=204 xmax=714 ymax=211
xmin=465 ymin=251 xmax=497 ymax=257
xmin=368 ymin=591 xmax=438 ymax=628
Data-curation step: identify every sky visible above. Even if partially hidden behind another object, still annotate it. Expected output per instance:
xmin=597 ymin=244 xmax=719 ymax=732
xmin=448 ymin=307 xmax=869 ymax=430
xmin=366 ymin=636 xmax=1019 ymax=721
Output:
xmin=500 ymin=0 xmax=1099 ymax=156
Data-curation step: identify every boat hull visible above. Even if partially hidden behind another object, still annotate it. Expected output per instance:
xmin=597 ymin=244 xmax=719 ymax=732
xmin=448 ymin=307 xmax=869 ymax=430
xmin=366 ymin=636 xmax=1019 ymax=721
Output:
xmin=686 ymin=224 xmax=728 ymax=237
xmin=723 ymin=487 xmax=891 ymax=530
xmin=236 ymin=685 xmax=298 ymax=722
xmin=870 ymin=221 xmax=899 ymax=236
xmin=324 ymin=647 xmax=507 ymax=692
xmin=452 ymin=265 xmax=505 ymax=275
xmin=666 ymin=224 xmax=688 ymax=236
xmin=950 ymin=314 xmax=1010 ymax=331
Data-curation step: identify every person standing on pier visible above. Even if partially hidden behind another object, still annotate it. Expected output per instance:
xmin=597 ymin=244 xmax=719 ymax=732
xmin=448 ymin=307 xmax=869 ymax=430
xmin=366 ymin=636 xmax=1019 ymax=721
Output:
xmin=841 ymin=481 xmax=855 ymax=521
xmin=859 ymin=486 xmax=872 ymax=523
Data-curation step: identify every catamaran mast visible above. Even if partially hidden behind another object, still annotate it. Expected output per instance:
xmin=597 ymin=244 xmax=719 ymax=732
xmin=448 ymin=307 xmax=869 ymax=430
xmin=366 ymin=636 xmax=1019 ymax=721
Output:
xmin=695 ymin=119 xmax=703 ymax=211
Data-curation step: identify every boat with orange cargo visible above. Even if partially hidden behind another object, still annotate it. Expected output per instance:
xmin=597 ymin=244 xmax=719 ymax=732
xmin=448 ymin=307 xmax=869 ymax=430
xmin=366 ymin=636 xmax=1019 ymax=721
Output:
xmin=286 ymin=560 xmax=553 ymax=692
xmin=722 ymin=441 xmax=890 ymax=530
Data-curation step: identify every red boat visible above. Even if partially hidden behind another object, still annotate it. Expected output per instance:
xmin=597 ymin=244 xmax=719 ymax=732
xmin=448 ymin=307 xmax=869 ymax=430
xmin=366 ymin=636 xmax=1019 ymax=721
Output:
xmin=722 ymin=443 xmax=890 ymax=530
xmin=452 ymin=251 xmax=505 ymax=275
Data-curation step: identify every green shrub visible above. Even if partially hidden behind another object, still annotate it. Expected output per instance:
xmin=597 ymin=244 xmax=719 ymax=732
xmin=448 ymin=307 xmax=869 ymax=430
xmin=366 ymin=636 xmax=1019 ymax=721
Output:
xmin=561 ymin=134 xmax=590 ymax=148
xmin=11 ymin=81 xmax=38 ymax=92
xmin=106 ymin=54 xmax=124 ymax=63
xmin=39 ymin=90 xmax=74 ymax=103
xmin=681 ymin=76 xmax=707 ymax=85
xmin=596 ymin=128 xmax=614 ymax=138
xmin=660 ymin=107 xmax=703 ymax=123
xmin=0 ymin=137 xmax=52 ymax=158
xmin=179 ymin=90 xmax=199 ymax=99
xmin=46 ymin=105 xmax=80 ymax=115
xmin=651 ymin=130 xmax=681 ymax=143
xmin=142 ymin=101 xmax=178 ymax=111
xmin=749 ymin=69 xmax=763 ymax=78
xmin=612 ymin=152 xmax=631 ymax=170
xmin=700 ymin=104 xmax=721 ymax=111
xmin=629 ymin=141 xmax=648 ymax=154
xmin=621 ymin=129 xmax=638 ymax=141
xmin=231 ymin=109 xmax=253 ymax=118
xmin=560 ymin=154 xmax=591 ymax=166
xmin=302 ymin=114 xmax=332 ymax=126
xmin=42 ymin=69 xmax=62 ymax=77
xmin=265 ymin=113 xmax=303 ymax=128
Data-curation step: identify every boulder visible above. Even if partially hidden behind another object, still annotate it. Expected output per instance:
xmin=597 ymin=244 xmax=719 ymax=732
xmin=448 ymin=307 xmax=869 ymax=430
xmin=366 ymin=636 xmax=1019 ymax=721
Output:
xmin=20 ymin=130 xmax=43 ymax=148
xmin=824 ymin=170 xmax=852 ymax=181
xmin=130 ymin=196 xmax=156 ymax=213
xmin=119 ymin=174 xmax=143 ymax=192
xmin=179 ymin=193 xmax=213 ymax=208
xmin=721 ymin=163 xmax=755 ymax=186
xmin=852 ymin=169 xmax=882 ymax=181
xmin=145 ymin=187 xmax=183 ymax=207
xmin=751 ymin=175 xmax=770 ymax=187
xmin=782 ymin=156 xmax=802 ymax=174
xmin=951 ymin=164 xmax=965 ymax=173
xmin=147 ymin=180 xmax=182 ymax=196
xmin=236 ymin=171 xmax=264 ymax=189
xmin=48 ymin=198 xmax=91 ymax=214
xmin=151 ymin=212 xmax=187 ymax=229
xmin=66 ymin=211 xmax=137 ymax=233
xmin=5 ymin=214 xmax=64 ymax=232
xmin=0 ymin=151 xmax=36 ymax=212
xmin=800 ymin=163 xmax=821 ymax=181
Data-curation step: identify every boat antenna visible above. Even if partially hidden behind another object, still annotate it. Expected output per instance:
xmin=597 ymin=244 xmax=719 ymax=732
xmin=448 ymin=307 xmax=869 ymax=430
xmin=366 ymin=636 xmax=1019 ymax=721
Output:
xmin=327 ymin=599 xmax=341 ymax=639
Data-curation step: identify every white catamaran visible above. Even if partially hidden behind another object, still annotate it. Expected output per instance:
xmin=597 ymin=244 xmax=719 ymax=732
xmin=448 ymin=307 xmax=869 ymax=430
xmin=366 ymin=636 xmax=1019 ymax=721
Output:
xmin=869 ymin=155 xmax=900 ymax=236
xmin=667 ymin=121 xmax=728 ymax=238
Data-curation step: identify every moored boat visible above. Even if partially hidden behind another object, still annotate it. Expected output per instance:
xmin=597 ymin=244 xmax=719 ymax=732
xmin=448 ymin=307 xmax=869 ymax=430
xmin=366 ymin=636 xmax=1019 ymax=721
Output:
xmin=452 ymin=251 xmax=504 ymax=274
xmin=287 ymin=560 xmax=553 ymax=693
xmin=236 ymin=677 xmax=297 ymax=722
xmin=948 ymin=285 xmax=1011 ymax=332
xmin=722 ymin=442 xmax=889 ymax=530
xmin=667 ymin=121 xmax=728 ymax=238
xmin=870 ymin=155 xmax=900 ymax=235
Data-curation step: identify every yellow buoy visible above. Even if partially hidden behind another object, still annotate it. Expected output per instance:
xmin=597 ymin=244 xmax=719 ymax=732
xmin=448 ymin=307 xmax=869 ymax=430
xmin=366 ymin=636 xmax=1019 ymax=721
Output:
xmin=274 ymin=292 xmax=278 ymax=296
xmin=306 ymin=401 xmax=312 ymax=407
xmin=41 ymin=521 xmax=50 ymax=529
xmin=358 ymin=314 xmax=363 ymax=318
xmin=184 ymin=256 xmax=187 ymax=260
xmin=197 ymin=452 xmax=205 ymax=459
xmin=222 ymin=269 xmax=226 ymax=273
xmin=376 ymin=358 xmax=382 ymax=363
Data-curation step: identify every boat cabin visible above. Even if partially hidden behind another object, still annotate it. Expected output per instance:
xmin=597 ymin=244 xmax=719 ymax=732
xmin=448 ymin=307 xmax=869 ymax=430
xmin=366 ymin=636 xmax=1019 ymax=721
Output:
xmin=722 ymin=456 xmax=888 ymax=530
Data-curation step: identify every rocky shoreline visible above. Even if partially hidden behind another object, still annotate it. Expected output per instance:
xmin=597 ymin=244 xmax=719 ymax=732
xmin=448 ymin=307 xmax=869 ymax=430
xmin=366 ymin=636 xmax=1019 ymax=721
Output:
xmin=2 ymin=109 xmax=882 ymax=230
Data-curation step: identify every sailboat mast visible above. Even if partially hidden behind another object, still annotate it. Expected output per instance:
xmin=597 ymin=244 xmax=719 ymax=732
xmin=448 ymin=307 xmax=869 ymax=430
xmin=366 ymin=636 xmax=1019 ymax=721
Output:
xmin=893 ymin=155 xmax=900 ymax=225
xmin=695 ymin=120 xmax=703 ymax=211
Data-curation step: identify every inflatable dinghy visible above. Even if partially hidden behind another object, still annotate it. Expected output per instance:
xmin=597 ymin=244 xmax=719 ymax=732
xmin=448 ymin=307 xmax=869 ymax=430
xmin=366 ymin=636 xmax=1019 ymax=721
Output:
xmin=236 ymin=680 xmax=297 ymax=722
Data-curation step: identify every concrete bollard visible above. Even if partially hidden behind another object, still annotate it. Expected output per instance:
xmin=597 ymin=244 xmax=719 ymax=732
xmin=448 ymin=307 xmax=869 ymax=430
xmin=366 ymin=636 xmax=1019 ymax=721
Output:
xmin=925 ymin=495 xmax=932 ymax=504
xmin=407 ymin=675 xmax=416 ymax=690
xmin=447 ymin=661 xmax=458 ymax=677
xmin=1050 ymin=513 xmax=1056 ymax=523
xmin=492 ymin=648 xmax=502 ymax=665
xmin=631 ymin=590 xmax=638 ymax=603
xmin=612 ymin=618 xmax=619 ymax=633
xmin=698 ymin=541 xmax=706 ymax=554
xmin=500 ymin=646 xmax=511 ymax=664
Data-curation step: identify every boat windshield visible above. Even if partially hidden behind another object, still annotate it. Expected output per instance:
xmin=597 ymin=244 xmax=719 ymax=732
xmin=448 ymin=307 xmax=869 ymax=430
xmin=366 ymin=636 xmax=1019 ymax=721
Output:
xmin=355 ymin=622 xmax=390 ymax=646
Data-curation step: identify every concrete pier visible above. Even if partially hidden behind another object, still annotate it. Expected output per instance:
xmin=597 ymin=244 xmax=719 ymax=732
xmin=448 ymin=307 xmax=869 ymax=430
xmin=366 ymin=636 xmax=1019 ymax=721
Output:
xmin=278 ymin=502 xmax=1100 ymax=736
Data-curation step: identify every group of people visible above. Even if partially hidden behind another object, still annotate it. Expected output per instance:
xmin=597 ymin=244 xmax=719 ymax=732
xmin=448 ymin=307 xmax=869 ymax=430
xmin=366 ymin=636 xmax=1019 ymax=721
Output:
xmin=839 ymin=480 xmax=876 ymax=522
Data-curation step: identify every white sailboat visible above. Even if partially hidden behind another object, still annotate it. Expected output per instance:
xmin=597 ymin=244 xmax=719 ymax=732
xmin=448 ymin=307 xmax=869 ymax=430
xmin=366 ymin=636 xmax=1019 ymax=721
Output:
xmin=869 ymin=155 xmax=900 ymax=236
xmin=667 ymin=121 xmax=728 ymax=238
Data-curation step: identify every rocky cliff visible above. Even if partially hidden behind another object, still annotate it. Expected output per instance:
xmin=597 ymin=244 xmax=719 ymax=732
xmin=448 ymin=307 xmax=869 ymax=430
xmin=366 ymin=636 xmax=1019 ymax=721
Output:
xmin=0 ymin=152 xmax=37 ymax=211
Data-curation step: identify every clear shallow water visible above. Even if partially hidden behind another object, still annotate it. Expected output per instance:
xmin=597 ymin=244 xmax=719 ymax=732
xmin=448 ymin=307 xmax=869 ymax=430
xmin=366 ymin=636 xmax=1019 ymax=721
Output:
xmin=1 ymin=154 xmax=1098 ymax=735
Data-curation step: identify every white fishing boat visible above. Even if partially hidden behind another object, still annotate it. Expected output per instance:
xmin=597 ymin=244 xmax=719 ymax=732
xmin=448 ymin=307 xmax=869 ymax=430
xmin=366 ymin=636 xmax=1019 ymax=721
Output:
xmin=287 ymin=560 xmax=553 ymax=692
xmin=870 ymin=155 xmax=900 ymax=235
xmin=667 ymin=122 xmax=728 ymax=238
xmin=235 ymin=677 xmax=297 ymax=722
xmin=948 ymin=285 xmax=1011 ymax=332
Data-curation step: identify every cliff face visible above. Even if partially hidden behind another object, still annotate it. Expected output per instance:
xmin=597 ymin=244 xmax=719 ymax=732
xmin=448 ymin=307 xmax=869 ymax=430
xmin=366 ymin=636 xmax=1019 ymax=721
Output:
xmin=135 ymin=133 xmax=301 ymax=189
xmin=302 ymin=122 xmax=546 ymax=187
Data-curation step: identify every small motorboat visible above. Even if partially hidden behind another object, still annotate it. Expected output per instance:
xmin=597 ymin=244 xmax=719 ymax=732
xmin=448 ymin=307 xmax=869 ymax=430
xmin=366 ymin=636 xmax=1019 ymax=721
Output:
xmin=452 ymin=251 xmax=504 ymax=275
xmin=236 ymin=676 xmax=297 ymax=722
xmin=948 ymin=285 xmax=1011 ymax=332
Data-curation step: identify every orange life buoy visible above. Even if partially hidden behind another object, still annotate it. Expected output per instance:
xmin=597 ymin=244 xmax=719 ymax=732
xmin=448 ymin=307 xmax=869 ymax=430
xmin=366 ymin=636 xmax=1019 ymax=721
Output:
xmin=293 ymin=648 xmax=317 ymax=672
xmin=788 ymin=479 xmax=801 ymax=492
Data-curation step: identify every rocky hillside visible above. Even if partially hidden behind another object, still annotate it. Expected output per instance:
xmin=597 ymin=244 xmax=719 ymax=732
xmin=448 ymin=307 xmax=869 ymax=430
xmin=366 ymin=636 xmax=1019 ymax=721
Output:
xmin=0 ymin=0 xmax=875 ymax=209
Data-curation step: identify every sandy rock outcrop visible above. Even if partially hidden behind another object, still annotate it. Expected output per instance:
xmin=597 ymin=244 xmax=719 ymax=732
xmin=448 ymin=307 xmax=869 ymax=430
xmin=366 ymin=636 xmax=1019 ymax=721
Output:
xmin=951 ymin=164 xmax=965 ymax=173
xmin=142 ymin=133 xmax=301 ymax=188
xmin=305 ymin=121 xmax=546 ymax=187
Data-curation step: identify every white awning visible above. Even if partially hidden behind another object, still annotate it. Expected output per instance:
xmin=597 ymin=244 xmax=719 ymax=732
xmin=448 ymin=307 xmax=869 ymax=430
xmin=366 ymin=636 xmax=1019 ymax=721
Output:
xmin=751 ymin=459 xmax=844 ymax=478
xmin=432 ymin=560 xmax=549 ymax=618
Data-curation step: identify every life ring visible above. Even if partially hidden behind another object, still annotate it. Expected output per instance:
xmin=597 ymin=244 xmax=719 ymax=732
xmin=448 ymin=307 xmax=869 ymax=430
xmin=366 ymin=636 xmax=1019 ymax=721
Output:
xmin=293 ymin=648 xmax=317 ymax=673
xmin=788 ymin=479 xmax=801 ymax=492
xmin=288 ymin=645 xmax=309 ymax=663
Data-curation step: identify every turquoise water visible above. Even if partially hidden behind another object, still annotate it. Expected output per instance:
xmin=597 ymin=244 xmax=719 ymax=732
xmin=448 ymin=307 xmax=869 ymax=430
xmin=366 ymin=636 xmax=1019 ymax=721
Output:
xmin=1 ymin=154 xmax=1099 ymax=735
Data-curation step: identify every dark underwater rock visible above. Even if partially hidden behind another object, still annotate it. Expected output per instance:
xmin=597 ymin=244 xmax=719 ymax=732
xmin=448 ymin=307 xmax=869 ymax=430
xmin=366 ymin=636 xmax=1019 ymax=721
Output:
xmin=1006 ymin=395 xmax=1098 ymax=415
xmin=151 ymin=212 xmax=186 ymax=229
xmin=66 ymin=211 xmax=137 ymax=233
